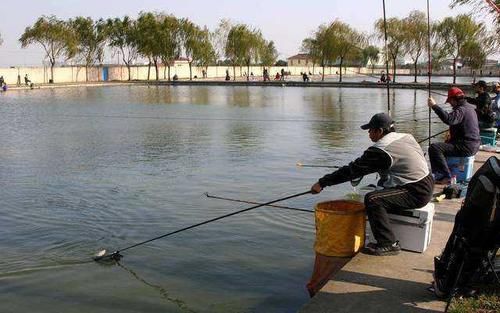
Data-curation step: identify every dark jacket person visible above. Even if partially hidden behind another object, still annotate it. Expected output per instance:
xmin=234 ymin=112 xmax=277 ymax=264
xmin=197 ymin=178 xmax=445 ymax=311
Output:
xmin=311 ymin=113 xmax=433 ymax=256
xmin=466 ymin=80 xmax=493 ymax=128
xmin=428 ymin=87 xmax=480 ymax=183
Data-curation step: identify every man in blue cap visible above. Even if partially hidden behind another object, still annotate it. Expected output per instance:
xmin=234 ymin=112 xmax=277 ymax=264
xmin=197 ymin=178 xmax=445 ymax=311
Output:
xmin=311 ymin=113 xmax=434 ymax=256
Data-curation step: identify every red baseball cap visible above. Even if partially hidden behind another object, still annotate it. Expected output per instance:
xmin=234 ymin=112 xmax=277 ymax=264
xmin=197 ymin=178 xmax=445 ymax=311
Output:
xmin=446 ymin=87 xmax=465 ymax=103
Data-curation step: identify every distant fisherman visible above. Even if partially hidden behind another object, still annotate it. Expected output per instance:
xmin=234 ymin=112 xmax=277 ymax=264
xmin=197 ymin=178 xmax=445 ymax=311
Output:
xmin=466 ymin=80 xmax=494 ymax=128
xmin=310 ymin=113 xmax=433 ymax=256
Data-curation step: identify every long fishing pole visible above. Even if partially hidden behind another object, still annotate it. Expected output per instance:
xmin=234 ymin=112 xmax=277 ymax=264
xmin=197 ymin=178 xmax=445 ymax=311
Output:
xmin=296 ymin=162 xmax=340 ymax=169
xmin=382 ymin=0 xmax=391 ymax=115
xmin=417 ymin=129 xmax=448 ymax=144
xmin=204 ymin=193 xmax=314 ymax=213
xmin=94 ymin=190 xmax=311 ymax=262
xmin=427 ymin=0 xmax=432 ymax=145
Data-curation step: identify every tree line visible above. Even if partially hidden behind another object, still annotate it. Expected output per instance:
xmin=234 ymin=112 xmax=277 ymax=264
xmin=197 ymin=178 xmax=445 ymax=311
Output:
xmin=302 ymin=10 xmax=497 ymax=84
xmin=18 ymin=14 xmax=277 ymax=83
xmin=17 ymin=8 xmax=498 ymax=83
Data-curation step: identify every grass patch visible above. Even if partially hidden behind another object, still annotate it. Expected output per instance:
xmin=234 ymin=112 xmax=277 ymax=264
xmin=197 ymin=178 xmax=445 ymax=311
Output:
xmin=448 ymin=287 xmax=500 ymax=313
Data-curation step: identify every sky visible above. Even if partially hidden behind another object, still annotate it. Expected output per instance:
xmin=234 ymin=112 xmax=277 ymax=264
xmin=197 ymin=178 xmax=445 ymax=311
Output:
xmin=0 ymin=0 xmax=487 ymax=67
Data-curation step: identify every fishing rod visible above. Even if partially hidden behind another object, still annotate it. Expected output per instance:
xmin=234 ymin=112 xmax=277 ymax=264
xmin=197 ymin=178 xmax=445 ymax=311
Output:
xmin=382 ymin=0 xmax=391 ymax=115
xmin=417 ymin=129 xmax=448 ymax=144
xmin=427 ymin=0 xmax=433 ymax=145
xmin=93 ymin=190 xmax=311 ymax=262
xmin=296 ymin=162 xmax=340 ymax=169
xmin=204 ymin=193 xmax=314 ymax=213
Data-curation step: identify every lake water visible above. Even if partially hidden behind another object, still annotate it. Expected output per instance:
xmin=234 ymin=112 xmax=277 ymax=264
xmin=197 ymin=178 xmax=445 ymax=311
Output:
xmin=0 ymin=85 xmax=447 ymax=313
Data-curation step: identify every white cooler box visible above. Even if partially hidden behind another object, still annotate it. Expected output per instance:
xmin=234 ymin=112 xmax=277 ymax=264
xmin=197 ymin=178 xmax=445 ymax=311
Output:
xmin=367 ymin=202 xmax=435 ymax=253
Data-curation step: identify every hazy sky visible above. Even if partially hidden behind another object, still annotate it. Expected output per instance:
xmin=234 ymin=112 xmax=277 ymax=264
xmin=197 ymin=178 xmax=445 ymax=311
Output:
xmin=0 ymin=0 xmax=481 ymax=67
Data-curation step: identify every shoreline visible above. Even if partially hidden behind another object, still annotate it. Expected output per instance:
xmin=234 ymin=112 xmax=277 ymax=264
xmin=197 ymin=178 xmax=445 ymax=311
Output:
xmin=1 ymin=79 xmax=480 ymax=92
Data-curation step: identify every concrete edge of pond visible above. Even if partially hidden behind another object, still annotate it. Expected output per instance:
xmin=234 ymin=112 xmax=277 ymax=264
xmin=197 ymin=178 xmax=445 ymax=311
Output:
xmin=3 ymin=80 xmax=476 ymax=92
xmin=297 ymin=150 xmax=497 ymax=313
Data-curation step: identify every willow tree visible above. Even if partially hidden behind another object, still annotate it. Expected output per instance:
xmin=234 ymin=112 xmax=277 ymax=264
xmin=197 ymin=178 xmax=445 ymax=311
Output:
xmin=225 ymin=24 xmax=261 ymax=81
xmin=192 ymin=27 xmax=216 ymax=78
xmin=69 ymin=17 xmax=107 ymax=81
xmin=158 ymin=15 xmax=181 ymax=81
xmin=19 ymin=15 xmax=75 ymax=83
xmin=260 ymin=40 xmax=278 ymax=69
xmin=452 ymin=0 xmax=500 ymax=23
xmin=301 ymin=24 xmax=337 ymax=81
xmin=375 ymin=17 xmax=406 ymax=82
xmin=106 ymin=16 xmax=139 ymax=81
xmin=136 ymin=12 xmax=162 ymax=80
xmin=362 ymin=45 xmax=380 ymax=74
xmin=181 ymin=20 xmax=214 ymax=80
xmin=434 ymin=15 xmax=487 ymax=83
xmin=460 ymin=41 xmax=485 ymax=81
xmin=451 ymin=0 xmax=500 ymax=45
xmin=328 ymin=20 xmax=365 ymax=82
xmin=402 ymin=11 xmax=429 ymax=83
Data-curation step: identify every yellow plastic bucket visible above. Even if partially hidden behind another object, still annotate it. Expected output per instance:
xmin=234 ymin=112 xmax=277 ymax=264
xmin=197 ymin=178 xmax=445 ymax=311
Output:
xmin=314 ymin=200 xmax=366 ymax=257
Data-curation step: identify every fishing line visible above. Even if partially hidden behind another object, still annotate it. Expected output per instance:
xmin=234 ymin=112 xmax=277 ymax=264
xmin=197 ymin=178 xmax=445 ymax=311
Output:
xmin=93 ymin=190 xmax=311 ymax=262
xmin=116 ymin=262 xmax=196 ymax=313
xmin=204 ymin=193 xmax=313 ymax=213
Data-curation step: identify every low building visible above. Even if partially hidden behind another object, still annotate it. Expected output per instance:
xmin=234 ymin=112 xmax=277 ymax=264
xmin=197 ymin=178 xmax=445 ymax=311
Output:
xmin=287 ymin=54 xmax=315 ymax=67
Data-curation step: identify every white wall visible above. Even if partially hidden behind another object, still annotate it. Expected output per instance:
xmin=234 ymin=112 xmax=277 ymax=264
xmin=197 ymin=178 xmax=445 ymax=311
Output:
xmin=0 ymin=64 xmax=411 ymax=84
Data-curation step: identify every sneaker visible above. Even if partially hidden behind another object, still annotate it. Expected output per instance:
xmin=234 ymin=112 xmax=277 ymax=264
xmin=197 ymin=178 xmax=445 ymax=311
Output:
xmin=364 ymin=241 xmax=401 ymax=256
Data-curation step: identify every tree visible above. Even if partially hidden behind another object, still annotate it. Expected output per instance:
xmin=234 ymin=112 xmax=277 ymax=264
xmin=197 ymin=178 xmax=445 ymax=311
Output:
xmin=106 ymin=16 xmax=139 ymax=81
xmin=191 ymin=27 xmax=216 ymax=77
xmin=225 ymin=24 xmax=261 ymax=81
xmin=260 ymin=40 xmax=278 ymax=68
xmin=451 ymin=1 xmax=500 ymax=23
xmin=362 ymin=45 xmax=380 ymax=73
xmin=375 ymin=17 xmax=406 ymax=83
xmin=461 ymin=40 xmax=486 ymax=81
xmin=275 ymin=60 xmax=287 ymax=67
xmin=434 ymin=15 xmax=487 ymax=83
xmin=180 ymin=19 xmax=214 ymax=80
xmin=402 ymin=11 xmax=429 ymax=83
xmin=19 ymin=15 xmax=75 ymax=83
xmin=328 ymin=20 xmax=365 ymax=82
xmin=158 ymin=15 xmax=181 ymax=81
xmin=451 ymin=0 xmax=500 ymax=44
xmin=69 ymin=17 xmax=107 ymax=81
xmin=211 ymin=19 xmax=232 ymax=65
xmin=301 ymin=24 xmax=337 ymax=81
xmin=136 ymin=12 xmax=162 ymax=80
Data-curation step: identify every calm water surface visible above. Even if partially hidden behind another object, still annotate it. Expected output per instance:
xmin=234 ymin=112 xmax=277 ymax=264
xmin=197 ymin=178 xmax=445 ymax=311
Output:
xmin=0 ymin=85 xmax=446 ymax=313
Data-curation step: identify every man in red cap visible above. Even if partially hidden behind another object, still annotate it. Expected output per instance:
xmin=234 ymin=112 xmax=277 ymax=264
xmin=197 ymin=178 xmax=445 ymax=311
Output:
xmin=428 ymin=87 xmax=480 ymax=183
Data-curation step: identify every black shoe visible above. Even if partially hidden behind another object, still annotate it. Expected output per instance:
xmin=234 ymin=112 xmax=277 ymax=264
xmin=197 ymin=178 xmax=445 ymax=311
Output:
xmin=365 ymin=242 xmax=378 ymax=249
xmin=365 ymin=241 xmax=401 ymax=256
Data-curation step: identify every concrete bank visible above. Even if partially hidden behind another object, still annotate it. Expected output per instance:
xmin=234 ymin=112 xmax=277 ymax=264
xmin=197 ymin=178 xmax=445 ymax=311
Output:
xmin=298 ymin=150 xmax=497 ymax=313
xmin=2 ymin=79 xmax=475 ymax=92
